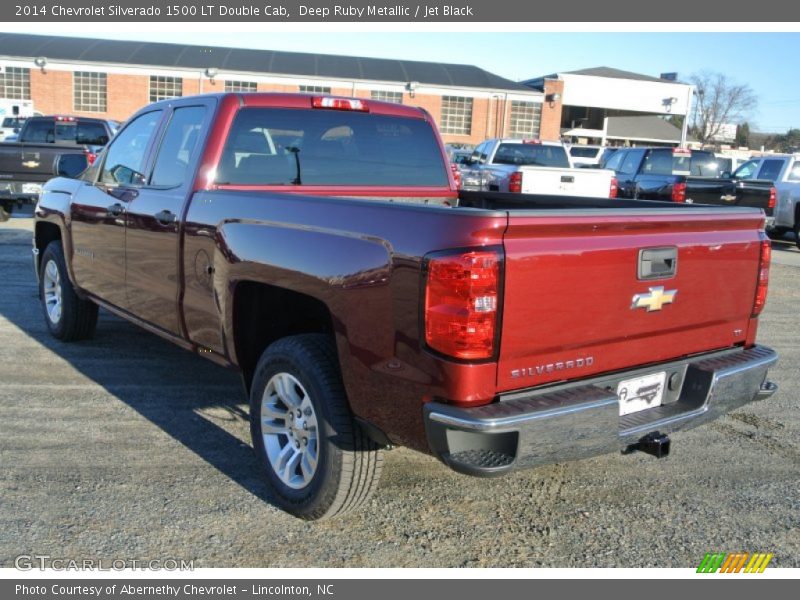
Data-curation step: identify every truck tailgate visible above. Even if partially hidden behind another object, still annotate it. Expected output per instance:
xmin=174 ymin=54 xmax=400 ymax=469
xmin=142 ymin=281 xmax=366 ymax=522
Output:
xmin=497 ymin=209 xmax=764 ymax=392
xmin=519 ymin=167 xmax=613 ymax=198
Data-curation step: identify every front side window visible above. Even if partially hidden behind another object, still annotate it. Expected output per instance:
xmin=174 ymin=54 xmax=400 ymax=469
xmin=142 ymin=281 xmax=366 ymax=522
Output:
xmin=734 ymin=160 xmax=760 ymax=180
xmin=74 ymin=72 xmax=107 ymax=112
xmin=149 ymin=76 xmax=183 ymax=102
xmin=216 ymin=108 xmax=448 ymax=187
xmin=100 ymin=111 xmax=162 ymax=185
xmin=150 ymin=106 xmax=206 ymax=187
xmin=440 ymin=96 xmax=473 ymax=136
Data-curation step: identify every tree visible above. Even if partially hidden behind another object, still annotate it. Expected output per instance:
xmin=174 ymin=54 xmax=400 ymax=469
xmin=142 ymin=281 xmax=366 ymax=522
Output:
xmin=768 ymin=129 xmax=800 ymax=153
xmin=736 ymin=122 xmax=751 ymax=148
xmin=688 ymin=72 xmax=758 ymax=145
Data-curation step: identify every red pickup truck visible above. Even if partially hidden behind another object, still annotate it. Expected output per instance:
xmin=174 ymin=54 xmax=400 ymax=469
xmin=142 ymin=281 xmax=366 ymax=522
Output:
xmin=33 ymin=93 xmax=778 ymax=520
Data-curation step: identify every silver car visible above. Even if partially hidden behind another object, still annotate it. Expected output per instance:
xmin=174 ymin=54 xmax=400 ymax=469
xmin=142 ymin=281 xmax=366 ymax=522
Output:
xmin=732 ymin=154 xmax=800 ymax=247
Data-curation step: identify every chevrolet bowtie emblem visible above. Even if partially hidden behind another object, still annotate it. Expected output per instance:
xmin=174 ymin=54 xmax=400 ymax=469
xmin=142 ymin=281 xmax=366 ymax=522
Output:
xmin=720 ymin=194 xmax=737 ymax=202
xmin=22 ymin=160 xmax=40 ymax=169
xmin=631 ymin=286 xmax=677 ymax=312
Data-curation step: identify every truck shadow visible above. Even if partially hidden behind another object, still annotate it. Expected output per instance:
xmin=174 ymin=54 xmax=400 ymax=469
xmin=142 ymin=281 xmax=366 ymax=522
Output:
xmin=0 ymin=235 xmax=283 ymax=510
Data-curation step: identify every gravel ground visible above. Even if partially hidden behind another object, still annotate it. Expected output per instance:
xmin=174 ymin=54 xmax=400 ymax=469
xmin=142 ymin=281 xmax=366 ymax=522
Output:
xmin=0 ymin=218 xmax=798 ymax=568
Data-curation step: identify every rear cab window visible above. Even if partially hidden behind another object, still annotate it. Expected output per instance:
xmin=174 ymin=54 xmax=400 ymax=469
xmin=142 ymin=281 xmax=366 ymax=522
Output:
xmin=641 ymin=149 xmax=719 ymax=177
xmin=491 ymin=143 xmax=570 ymax=168
xmin=21 ymin=118 xmax=110 ymax=145
xmin=216 ymin=108 xmax=448 ymax=187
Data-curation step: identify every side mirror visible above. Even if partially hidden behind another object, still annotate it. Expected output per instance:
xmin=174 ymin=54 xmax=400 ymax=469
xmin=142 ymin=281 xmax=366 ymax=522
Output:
xmin=53 ymin=153 xmax=89 ymax=178
xmin=721 ymin=170 xmax=732 ymax=179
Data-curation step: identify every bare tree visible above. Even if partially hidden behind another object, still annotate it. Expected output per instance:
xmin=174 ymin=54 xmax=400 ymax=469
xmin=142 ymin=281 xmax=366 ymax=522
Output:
xmin=688 ymin=72 xmax=757 ymax=145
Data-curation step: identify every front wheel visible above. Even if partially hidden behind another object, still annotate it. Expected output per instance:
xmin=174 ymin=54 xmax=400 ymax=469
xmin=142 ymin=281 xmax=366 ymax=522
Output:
xmin=39 ymin=241 xmax=98 ymax=341
xmin=250 ymin=334 xmax=384 ymax=520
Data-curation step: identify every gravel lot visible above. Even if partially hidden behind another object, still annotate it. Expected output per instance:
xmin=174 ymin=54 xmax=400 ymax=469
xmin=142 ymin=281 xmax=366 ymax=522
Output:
xmin=1 ymin=217 xmax=798 ymax=568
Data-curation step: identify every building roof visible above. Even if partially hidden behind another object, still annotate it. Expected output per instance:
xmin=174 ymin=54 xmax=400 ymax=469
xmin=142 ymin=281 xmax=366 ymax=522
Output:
xmin=605 ymin=115 xmax=693 ymax=143
xmin=562 ymin=67 xmax=666 ymax=83
xmin=522 ymin=66 xmax=678 ymax=90
xmin=0 ymin=33 xmax=535 ymax=93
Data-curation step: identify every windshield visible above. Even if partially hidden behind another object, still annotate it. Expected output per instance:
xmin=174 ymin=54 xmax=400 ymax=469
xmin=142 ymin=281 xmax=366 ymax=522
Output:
xmin=217 ymin=108 xmax=449 ymax=187
xmin=492 ymin=143 xmax=570 ymax=168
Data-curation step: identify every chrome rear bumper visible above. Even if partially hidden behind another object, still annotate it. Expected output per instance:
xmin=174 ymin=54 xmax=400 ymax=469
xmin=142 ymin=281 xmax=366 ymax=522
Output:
xmin=424 ymin=345 xmax=778 ymax=476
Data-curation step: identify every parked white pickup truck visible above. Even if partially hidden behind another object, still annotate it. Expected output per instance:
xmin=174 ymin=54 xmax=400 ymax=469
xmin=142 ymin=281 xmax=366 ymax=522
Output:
xmin=467 ymin=139 xmax=618 ymax=198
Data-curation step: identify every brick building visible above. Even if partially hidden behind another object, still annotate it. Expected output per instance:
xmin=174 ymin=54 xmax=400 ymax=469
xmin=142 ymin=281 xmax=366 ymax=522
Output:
xmin=0 ymin=33 xmax=546 ymax=146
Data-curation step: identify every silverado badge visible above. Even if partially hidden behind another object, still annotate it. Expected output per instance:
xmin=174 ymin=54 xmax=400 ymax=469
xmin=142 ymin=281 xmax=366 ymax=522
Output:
xmin=631 ymin=286 xmax=677 ymax=312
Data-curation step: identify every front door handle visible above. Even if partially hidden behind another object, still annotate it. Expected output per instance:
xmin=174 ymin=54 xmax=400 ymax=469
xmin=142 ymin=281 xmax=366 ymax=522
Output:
xmin=155 ymin=209 xmax=177 ymax=226
xmin=106 ymin=203 xmax=124 ymax=217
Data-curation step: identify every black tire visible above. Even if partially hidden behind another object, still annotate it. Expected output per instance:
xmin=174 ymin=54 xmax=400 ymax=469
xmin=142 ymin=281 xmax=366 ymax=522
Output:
xmin=39 ymin=241 xmax=98 ymax=341
xmin=766 ymin=227 xmax=788 ymax=241
xmin=795 ymin=221 xmax=800 ymax=251
xmin=250 ymin=334 xmax=383 ymax=520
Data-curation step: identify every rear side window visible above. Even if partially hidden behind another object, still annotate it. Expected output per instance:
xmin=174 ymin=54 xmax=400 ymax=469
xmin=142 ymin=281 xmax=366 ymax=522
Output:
xmin=492 ymin=143 xmax=569 ymax=168
xmin=150 ymin=106 xmax=206 ymax=187
xmin=619 ymin=149 xmax=645 ymax=176
xmin=216 ymin=108 xmax=448 ymax=187
xmin=757 ymin=159 xmax=785 ymax=182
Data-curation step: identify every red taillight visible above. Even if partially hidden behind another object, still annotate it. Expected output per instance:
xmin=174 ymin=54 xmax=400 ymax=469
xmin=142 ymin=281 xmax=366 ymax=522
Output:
xmin=311 ymin=96 xmax=368 ymax=111
xmin=672 ymin=182 xmax=687 ymax=202
xmin=85 ymin=151 xmax=97 ymax=165
xmin=768 ymin=186 xmax=776 ymax=210
xmin=609 ymin=177 xmax=619 ymax=199
xmin=509 ymin=172 xmax=523 ymax=193
xmin=424 ymin=248 xmax=502 ymax=360
xmin=450 ymin=163 xmax=462 ymax=189
xmin=752 ymin=238 xmax=771 ymax=317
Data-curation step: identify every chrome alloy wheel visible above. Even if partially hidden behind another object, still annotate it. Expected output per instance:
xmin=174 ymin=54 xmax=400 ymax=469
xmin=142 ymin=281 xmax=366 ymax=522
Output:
xmin=260 ymin=372 xmax=319 ymax=489
xmin=42 ymin=259 xmax=63 ymax=325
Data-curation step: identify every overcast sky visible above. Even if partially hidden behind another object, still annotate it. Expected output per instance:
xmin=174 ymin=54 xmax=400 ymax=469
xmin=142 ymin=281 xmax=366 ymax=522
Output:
xmin=2 ymin=27 xmax=797 ymax=133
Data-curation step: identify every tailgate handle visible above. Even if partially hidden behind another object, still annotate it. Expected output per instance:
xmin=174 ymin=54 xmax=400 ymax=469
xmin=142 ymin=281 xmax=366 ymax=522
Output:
xmin=560 ymin=175 xmax=575 ymax=183
xmin=638 ymin=247 xmax=677 ymax=280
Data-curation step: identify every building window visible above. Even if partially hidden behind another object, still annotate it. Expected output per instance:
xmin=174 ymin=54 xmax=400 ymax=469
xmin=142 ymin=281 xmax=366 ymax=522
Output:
xmin=440 ymin=96 xmax=473 ymax=136
xmin=149 ymin=76 xmax=183 ymax=102
xmin=0 ymin=67 xmax=31 ymax=100
xmin=508 ymin=101 xmax=542 ymax=138
xmin=370 ymin=90 xmax=403 ymax=104
xmin=225 ymin=80 xmax=257 ymax=93
xmin=299 ymin=85 xmax=331 ymax=94
xmin=73 ymin=72 xmax=107 ymax=113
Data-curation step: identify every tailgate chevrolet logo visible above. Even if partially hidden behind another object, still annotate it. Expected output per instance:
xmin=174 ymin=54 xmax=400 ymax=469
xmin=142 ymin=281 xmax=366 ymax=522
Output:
xmin=720 ymin=194 xmax=737 ymax=202
xmin=631 ymin=286 xmax=677 ymax=312
xmin=22 ymin=160 xmax=40 ymax=169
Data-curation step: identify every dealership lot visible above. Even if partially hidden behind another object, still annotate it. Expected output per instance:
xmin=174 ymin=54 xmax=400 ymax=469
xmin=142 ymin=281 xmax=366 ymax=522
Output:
xmin=0 ymin=218 xmax=797 ymax=568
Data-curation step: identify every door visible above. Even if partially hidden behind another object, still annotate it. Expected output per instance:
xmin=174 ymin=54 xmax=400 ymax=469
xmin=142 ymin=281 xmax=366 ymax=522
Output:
xmin=69 ymin=110 xmax=163 ymax=306
xmin=616 ymin=149 xmax=646 ymax=198
xmin=123 ymin=104 xmax=210 ymax=336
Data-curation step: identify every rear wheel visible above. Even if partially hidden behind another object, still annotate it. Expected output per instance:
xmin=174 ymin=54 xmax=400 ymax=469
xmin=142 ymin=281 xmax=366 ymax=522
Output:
xmin=795 ymin=222 xmax=800 ymax=251
xmin=39 ymin=241 xmax=98 ymax=341
xmin=250 ymin=334 xmax=384 ymax=520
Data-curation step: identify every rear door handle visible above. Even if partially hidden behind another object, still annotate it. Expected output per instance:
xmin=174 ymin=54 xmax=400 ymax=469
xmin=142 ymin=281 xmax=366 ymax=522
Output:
xmin=155 ymin=209 xmax=177 ymax=225
xmin=106 ymin=203 xmax=124 ymax=217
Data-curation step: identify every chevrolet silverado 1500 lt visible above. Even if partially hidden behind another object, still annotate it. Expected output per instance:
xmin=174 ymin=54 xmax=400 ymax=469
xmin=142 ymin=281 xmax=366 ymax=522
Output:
xmin=34 ymin=93 xmax=778 ymax=520
xmin=602 ymin=147 xmax=776 ymax=222
xmin=467 ymin=139 xmax=618 ymax=198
